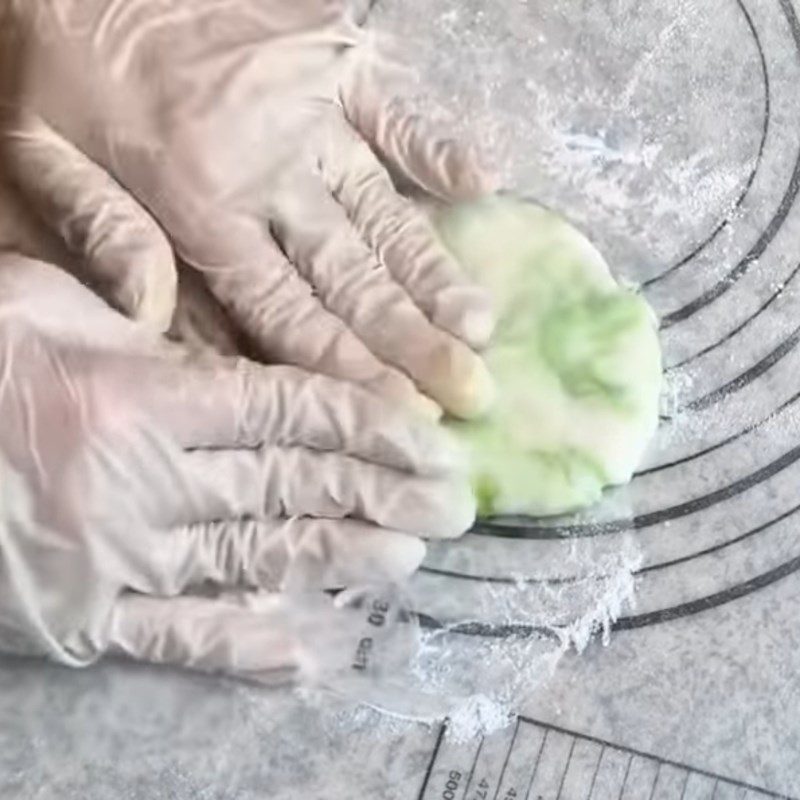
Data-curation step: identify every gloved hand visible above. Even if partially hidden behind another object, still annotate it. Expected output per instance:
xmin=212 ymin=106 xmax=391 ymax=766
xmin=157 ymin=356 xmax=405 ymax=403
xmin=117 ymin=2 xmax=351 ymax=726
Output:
xmin=0 ymin=252 xmax=474 ymax=678
xmin=1 ymin=0 xmax=497 ymax=421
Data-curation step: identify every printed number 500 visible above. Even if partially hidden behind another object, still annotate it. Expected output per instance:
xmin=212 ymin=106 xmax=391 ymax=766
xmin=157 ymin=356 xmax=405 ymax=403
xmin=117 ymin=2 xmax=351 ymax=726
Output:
xmin=441 ymin=770 xmax=462 ymax=800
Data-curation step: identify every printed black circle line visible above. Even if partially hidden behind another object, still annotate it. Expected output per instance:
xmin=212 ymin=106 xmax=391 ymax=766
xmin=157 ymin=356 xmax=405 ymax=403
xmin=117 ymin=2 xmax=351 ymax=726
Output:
xmin=419 ymin=499 xmax=800 ymax=585
xmin=413 ymin=0 xmax=800 ymax=635
xmin=641 ymin=0 xmax=770 ymax=290
xmin=628 ymin=307 xmax=800 ymax=479
xmin=665 ymin=255 xmax=800 ymax=372
xmin=469 ymin=106 xmax=800 ymax=533
xmin=419 ymin=371 xmax=800 ymax=588
xmin=631 ymin=304 xmax=800 ymax=463
xmin=469 ymin=14 xmax=796 ymax=477
xmin=636 ymin=384 xmax=800 ymax=477
xmin=452 ymin=237 xmax=800 ymax=537
xmin=658 ymin=125 xmax=800 ymax=330
xmin=416 ymin=1 xmax=800 ymax=622
xmin=657 ymin=133 xmax=800 ymax=329
xmin=419 ymin=432 xmax=800 ymax=621
xmin=511 ymin=0 xmax=784 ymax=357
xmin=494 ymin=226 xmax=800 ymax=483
xmin=678 ymin=317 xmax=800 ymax=412
xmin=465 ymin=436 xmax=800 ymax=540
xmin=652 ymin=0 xmax=800 ymax=330
xmin=626 ymin=261 xmax=800 ymax=476
xmin=626 ymin=294 xmax=800 ymax=446
xmin=659 ymin=121 xmax=800 ymax=327
xmin=422 ymin=382 xmax=800 ymax=556
xmin=416 ymin=546 xmax=800 ymax=636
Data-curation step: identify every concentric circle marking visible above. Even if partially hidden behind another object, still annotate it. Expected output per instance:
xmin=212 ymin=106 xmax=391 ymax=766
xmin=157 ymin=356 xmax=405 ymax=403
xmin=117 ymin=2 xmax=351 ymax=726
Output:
xmin=362 ymin=0 xmax=800 ymax=638
xmin=641 ymin=0 xmax=771 ymax=290
xmin=413 ymin=0 xmax=800 ymax=636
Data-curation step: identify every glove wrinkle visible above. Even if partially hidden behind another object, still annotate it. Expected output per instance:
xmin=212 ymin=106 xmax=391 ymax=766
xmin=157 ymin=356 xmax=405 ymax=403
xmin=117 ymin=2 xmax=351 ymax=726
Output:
xmin=0 ymin=0 xmax=491 ymax=682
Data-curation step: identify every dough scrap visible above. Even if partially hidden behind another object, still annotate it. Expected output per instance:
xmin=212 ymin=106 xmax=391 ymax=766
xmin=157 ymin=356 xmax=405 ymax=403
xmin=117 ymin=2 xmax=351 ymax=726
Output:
xmin=436 ymin=198 xmax=662 ymax=517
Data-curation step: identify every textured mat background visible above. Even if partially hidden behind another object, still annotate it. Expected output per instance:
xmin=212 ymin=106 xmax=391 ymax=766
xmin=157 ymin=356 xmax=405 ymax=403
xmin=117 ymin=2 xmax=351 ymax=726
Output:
xmin=2 ymin=1 xmax=800 ymax=797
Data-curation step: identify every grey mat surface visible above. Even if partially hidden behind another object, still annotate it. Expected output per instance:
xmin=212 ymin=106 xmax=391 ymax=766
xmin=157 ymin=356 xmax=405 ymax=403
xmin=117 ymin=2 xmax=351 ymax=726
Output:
xmin=2 ymin=1 xmax=800 ymax=797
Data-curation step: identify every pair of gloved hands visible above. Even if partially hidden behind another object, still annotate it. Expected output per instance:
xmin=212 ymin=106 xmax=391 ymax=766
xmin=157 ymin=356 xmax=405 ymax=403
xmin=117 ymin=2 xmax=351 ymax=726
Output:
xmin=0 ymin=0 xmax=495 ymax=681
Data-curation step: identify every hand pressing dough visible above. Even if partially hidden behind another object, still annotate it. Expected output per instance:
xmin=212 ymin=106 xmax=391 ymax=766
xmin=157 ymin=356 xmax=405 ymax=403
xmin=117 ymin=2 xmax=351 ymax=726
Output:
xmin=435 ymin=198 xmax=662 ymax=517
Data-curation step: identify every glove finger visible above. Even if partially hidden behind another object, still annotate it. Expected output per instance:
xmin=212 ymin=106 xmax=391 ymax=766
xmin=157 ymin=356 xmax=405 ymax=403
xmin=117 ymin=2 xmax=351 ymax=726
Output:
xmin=160 ymin=517 xmax=425 ymax=595
xmin=181 ymin=446 xmax=476 ymax=538
xmin=106 ymin=593 xmax=300 ymax=684
xmin=144 ymin=357 xmax=459 ymax=475
xmin=319 ymin=114 xmax=495 ymax=349
xmin=3 ymin=112 xmax=177 ymax=332
xmin=269 ymin=171 xmax=494 ymax=419
xmin=187 ymin=216 xmax=437 ymax=420
xmin=340 ymin=59 xmax=497 ymax=202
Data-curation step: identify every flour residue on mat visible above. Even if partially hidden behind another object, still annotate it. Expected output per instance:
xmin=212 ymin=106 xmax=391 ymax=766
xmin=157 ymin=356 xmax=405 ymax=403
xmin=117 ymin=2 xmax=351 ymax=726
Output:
xmin=330 ymin=535 xmax=644 ymax=740
xmin=369 ymin=0 xmax=762 ymax=282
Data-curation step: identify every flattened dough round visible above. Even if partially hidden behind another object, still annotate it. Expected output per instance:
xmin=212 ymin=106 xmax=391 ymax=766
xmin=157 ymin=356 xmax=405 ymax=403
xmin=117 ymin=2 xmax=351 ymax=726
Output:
xmin=435 ymin=198 xmax=662 ymax=517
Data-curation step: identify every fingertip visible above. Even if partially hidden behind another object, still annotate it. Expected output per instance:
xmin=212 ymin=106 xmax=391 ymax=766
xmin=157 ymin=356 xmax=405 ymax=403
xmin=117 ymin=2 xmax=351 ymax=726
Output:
xmin=429 ymin=342 xmax=496 ymax=420
xmin=432 ymin=286 xmax=496 ymax=350
xmin=422 ymin=423 xmax=469 ymax=475
xmin=403 ymin=390 xmax=442 ymax=422
xmin=457 ymin=305 xmax=496 ymax=350
xmin=368 ymin=372 xmax=443 ymax=422
xmin=431 ymin=478 xmax=477 ymax=539
xmin=385 ymin=534 xmax=427 ymax=579
xmin=126 ymin=245 xmax=178 ymax=333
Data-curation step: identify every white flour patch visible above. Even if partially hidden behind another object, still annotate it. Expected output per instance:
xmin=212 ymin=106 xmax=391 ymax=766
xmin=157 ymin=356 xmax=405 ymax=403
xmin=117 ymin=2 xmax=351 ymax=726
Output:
xmin=334 ymin=536 xmax=646 ymax=740
xmin=369 ymin=0 xmax=761 ymax=278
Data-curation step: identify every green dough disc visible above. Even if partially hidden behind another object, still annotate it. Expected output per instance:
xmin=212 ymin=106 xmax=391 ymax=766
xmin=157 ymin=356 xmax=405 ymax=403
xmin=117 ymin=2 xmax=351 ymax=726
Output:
xmin=435 ymin=198 xmax=662 ymax=517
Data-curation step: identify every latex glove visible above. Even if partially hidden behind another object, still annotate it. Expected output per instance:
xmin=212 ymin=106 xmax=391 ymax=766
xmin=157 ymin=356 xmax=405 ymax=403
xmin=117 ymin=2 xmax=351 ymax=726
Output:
xmin=1 ymin=0 xmax=497 ymax=420
xmin=0 ymin=252 xmax=474 ymax=675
